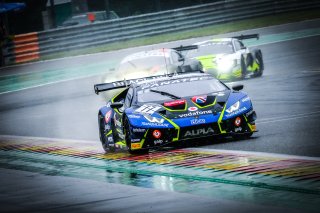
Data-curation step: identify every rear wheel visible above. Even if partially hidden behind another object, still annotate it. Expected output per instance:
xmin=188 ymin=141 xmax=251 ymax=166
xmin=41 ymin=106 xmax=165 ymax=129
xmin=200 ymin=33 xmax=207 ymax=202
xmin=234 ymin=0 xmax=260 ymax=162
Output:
xmin=123 ymin=116 xmax=149 ymax=155
xmin=98 ymin=114 xmax=115 ymax=153
xmin=240 ymin=55 xmax=247 ymax=79
xmin=253 ymin=50 xmax=264 ymax=77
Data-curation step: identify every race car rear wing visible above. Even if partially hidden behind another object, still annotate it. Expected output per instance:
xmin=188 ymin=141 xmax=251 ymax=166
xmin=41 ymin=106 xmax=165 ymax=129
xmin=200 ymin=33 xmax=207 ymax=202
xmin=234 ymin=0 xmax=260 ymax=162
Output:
xmin=232 ymin=34 xmax=259 ymax=40
xmin=94 ymin=74 xmax=170 ymax=94
xmin=94 ymin=81 xmax=127 ymax=94
xmin=173 ymin=45 xmax=198 ymax=52
xmin=94 ymin=70 xmax=203 ymax=94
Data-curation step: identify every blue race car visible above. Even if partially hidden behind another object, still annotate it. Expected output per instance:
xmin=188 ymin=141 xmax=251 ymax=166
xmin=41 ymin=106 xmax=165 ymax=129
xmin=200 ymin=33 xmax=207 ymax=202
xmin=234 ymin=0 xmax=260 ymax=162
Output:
xmin=94 ymin=72 xmax=257 ymax=154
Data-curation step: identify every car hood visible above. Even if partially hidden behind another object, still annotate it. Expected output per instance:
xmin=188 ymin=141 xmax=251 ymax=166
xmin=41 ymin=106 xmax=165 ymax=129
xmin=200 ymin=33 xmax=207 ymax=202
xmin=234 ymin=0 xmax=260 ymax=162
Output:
xmin=126 ymin=90 xmax=232 ymax=128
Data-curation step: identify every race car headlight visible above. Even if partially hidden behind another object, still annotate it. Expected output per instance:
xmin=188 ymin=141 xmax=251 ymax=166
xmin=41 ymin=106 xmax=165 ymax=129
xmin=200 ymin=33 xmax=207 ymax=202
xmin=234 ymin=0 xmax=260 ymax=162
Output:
xmin=226 ymin=101 xmax=240 ymax=113
xmin=217 ymin=59 xmax=236 ymax=73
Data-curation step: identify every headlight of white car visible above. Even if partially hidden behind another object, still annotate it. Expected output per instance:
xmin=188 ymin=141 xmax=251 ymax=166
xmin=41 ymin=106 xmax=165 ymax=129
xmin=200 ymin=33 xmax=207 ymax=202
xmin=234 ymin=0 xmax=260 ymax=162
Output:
xmin=226 ymin=101 xmax=240 ymax=113
xmin=217 ymin=58 xmax=237 ymax=73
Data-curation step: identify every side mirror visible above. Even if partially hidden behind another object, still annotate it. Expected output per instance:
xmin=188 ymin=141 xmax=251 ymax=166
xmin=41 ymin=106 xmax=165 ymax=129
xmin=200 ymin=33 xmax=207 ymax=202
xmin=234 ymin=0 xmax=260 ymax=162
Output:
xmin=232 ymin=84 xmax=244 ymax=91
xmin=110 ymin=102 xmax=123 ymax=109
xmin=178 ymin=57 xmax=185 ymax=62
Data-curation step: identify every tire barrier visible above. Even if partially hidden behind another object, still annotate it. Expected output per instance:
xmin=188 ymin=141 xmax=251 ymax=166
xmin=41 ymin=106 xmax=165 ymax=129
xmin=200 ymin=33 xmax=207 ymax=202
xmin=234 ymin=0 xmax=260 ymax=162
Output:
xmin=4 ymin=32 xmax=39 ymax=64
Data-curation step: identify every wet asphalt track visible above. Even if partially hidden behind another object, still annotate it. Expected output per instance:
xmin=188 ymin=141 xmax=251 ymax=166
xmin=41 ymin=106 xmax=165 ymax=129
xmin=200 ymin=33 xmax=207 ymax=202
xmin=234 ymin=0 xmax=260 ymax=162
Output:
xmin=0 ymin=19 xmax=320 ymax=213
xmin=0 ymin=20 xmax=319 ymax=157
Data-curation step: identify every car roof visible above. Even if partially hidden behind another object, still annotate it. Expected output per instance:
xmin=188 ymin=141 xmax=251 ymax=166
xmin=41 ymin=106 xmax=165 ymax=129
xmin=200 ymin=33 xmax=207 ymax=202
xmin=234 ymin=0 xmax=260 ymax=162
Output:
xmin=121 ymin=49 xmax=172 ymax=63
xmin=194 ymin=38 xmax=233 ymax=46
xmin=133 ymin=73 xmax=214 ymax=89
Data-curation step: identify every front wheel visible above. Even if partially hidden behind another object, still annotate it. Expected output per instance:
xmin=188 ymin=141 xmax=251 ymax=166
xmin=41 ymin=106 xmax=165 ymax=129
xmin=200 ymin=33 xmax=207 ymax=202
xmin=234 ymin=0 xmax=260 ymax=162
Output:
xmin=123 ymin=116 xmax=149 ymax=155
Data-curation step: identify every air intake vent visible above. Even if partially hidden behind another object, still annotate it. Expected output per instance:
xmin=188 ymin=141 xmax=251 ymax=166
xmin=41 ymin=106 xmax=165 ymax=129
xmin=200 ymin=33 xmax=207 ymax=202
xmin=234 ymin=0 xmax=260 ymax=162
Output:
xmin=217 ymin=102 xmax=225 ymax=107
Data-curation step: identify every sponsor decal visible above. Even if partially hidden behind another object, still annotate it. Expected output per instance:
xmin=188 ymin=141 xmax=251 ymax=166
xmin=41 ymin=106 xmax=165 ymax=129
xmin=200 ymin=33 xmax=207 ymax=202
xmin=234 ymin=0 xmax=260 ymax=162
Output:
xmin=154 ymin=139 xmax=163 ymax=145
xmin=141 ymin=76 xmax=211 ymax=89
xmin=226 ymin=101 xmax=240 ymax=113
xmin=128 ymin=114 xmax=141 ymax=119
xmin=107 ymin=137 xmax=114 ymax=142
xmin=118 ymin=133 xmax=124 ymax=139
xmin=184 ymin=127 xmax=214 ymax=137
xmin=112 ymin=81 xmax=126 ymax=87
xmin=135 ymin=104 xmax=162 ymax=114
xmin=104 ymin=110 xmax=112 ymax=123
xmin=132 ymin=128 xmax=146 ymax=133
xmin=152 ymin=130 xmax=162 ymax=139
xmin=190 ymin=119 xmax=206 ymax=125
xmin=188 ymin=107 xmax=198 ymax=112
xmin=131 ymin=138 xmax=141 ymax=142
xmin=251 ymin=124 xmax=256 ymax=131
xmin=241 ymin=96 xmax=250 ymax=102
xmin=105 ymin=124 xmax=111 ymax=130
xmin=178 ymin=110 xmax=213 ymax=118
xmin=106 ymin=102 xmax=111 ymax=107
xmin=234 ymin=127 xmax=242 ymax=132
xmin=192 ymin=96 xmax=207 ymax=104
xmin=131 ymin=143 xmax=141 ymax=149
xmin=143 ymin=114 xmax=164 ymax=123
xmin=217 ymin=93 xmax=225 ymax=96
xmin=115 ymin=119 xmax=121 ymax=127
xmin=225 ymin=107 xmax=247 ymax=118
xmin=141 ymin=122 xmax=169 ymax=127
xmin=109 ymin=143 xmax=115 ymax=147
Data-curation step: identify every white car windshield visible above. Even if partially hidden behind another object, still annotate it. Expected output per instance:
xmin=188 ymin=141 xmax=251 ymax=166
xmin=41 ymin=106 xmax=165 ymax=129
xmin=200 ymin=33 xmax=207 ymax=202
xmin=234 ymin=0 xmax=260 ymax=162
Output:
xmin=186 ymin=41 xmax=234 ymax=57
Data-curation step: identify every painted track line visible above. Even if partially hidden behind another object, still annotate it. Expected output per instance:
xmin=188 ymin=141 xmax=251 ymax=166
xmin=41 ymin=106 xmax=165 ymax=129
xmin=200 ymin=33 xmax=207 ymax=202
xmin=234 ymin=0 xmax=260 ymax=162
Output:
xmin=0 ymin=73 xmax=103 ymax=96
xmin=256 ymin=111 xmax=320 ymax=124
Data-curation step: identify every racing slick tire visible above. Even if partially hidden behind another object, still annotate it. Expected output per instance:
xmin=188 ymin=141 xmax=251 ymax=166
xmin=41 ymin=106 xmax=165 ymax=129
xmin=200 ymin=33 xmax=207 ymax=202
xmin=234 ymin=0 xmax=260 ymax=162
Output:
xmin=252 ymin=49 xmax=264 ymax=77
xmin=232 ymin=132 xmax=253 ymax=140
xmin=123 ymin=116 xmax=149 ymax=155
xmin=240 ymin=55 xmax=247 ymax=79
xmin=190 ymin=61 xmax=203 ymax=72
xmin=98 ymin=113 xmax=116 ymax=153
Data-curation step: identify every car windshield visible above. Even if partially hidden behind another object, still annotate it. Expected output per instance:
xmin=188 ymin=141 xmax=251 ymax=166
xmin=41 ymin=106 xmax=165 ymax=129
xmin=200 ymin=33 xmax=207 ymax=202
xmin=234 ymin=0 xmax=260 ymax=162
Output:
xmin=186 ymin=41 xmax=234 ymax=57
xmin=117 ymin=56 xmax=170 ymax=79
xmin=137 ymin=78 xmax=228 ymax=103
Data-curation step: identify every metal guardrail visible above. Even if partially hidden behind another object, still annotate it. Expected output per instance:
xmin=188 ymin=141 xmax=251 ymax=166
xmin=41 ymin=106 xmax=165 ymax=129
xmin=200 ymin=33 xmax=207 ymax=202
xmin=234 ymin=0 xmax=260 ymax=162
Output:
xmin=2 ymin=0 xmax=320 ymax=65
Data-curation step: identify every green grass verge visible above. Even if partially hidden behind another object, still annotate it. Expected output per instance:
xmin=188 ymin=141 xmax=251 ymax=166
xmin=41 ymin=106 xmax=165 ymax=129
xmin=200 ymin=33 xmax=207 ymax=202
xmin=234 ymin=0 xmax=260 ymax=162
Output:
xmin=42 ymin=9 xmax=320 ymax=60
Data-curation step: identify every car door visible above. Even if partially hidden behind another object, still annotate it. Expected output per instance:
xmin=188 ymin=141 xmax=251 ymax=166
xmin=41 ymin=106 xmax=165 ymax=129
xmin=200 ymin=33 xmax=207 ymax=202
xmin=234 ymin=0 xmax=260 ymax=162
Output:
xmin=111 ymin=88 xmax=132 ymax=140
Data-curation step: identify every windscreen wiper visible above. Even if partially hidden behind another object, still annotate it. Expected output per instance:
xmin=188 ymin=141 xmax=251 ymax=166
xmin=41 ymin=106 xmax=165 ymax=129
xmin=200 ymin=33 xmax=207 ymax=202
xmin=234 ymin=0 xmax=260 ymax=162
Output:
xmin=149 ymin=89 xmax=181 ymax=100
